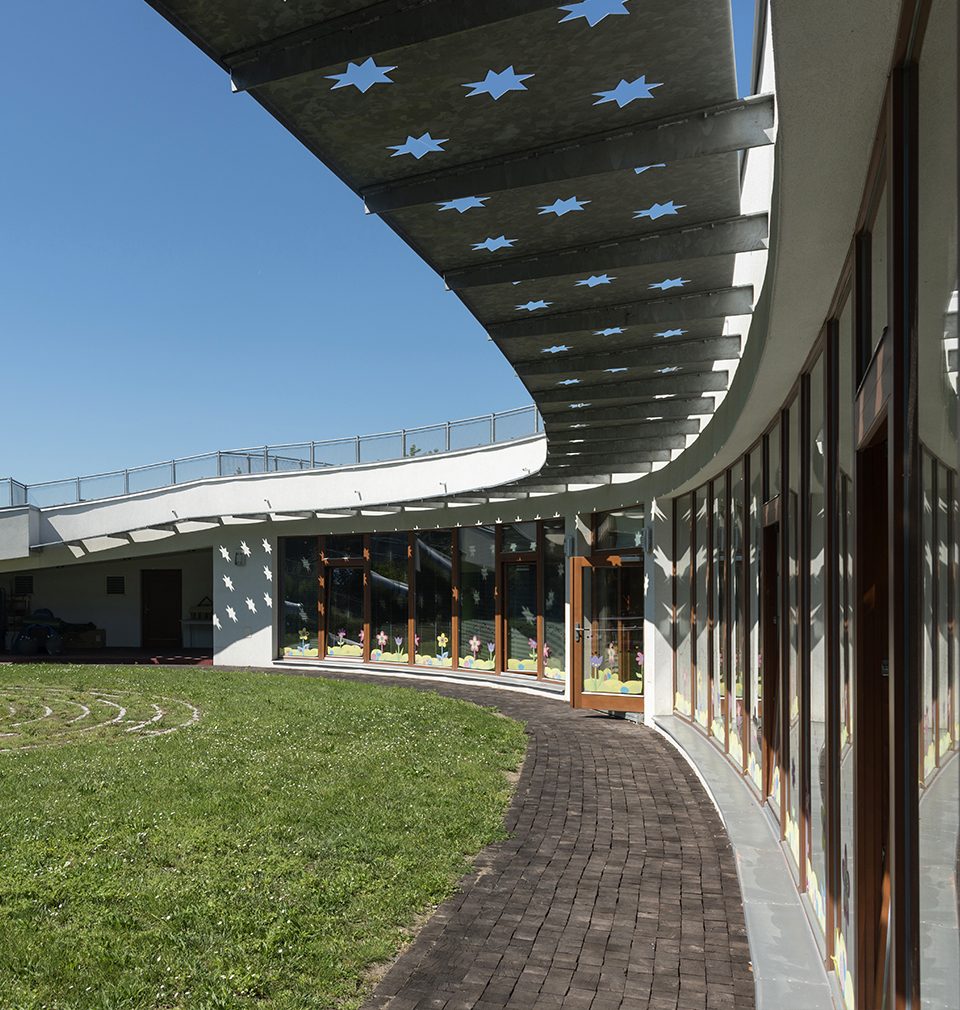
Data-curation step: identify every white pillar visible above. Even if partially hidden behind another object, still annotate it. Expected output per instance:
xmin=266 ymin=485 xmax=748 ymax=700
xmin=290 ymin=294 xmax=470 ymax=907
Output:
xmin=644 ymin=497 xmax=674 ymax=724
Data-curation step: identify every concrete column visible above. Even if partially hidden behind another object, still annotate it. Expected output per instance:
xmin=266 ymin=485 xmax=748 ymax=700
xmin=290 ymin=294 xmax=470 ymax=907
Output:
xmin=212 ymin=529 xmax=276 ymax=667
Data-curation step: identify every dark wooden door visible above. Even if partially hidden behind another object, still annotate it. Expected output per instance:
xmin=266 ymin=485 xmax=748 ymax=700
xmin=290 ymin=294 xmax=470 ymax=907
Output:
xmin=141 ymin=570 xmax=182 ymax=649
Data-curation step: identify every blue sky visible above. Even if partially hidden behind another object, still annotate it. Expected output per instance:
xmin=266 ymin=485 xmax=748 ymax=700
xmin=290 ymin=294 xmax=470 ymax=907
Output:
xmin=0 ymin=1 xmax=755 ymax=484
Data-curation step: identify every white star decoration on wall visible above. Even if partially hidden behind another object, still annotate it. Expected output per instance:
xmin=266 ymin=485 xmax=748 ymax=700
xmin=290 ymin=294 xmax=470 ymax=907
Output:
xmin=594 ymin=75 xmax=662 ymax=108
xmin=226 ymin=606 xmax=238 ymax=623
xmin=649 ymin=277 xmax=688 ymax=291
xmin=388 ymin=133 xmax=447 ymax=159
xmin=595 ymin=327 xmax=625 ymax=336
xmin=559 ymin=0 xmax=631 ymax=27
xmin=262 ymin=539 xmax=272 ymax=554
xmin=472 ymin=235 xmax=516 ymax=252
xmin=539 ymin=196 xmax=590 ymax=217
xmin=213 ymin=614 xmax=222 ymax=630
xmin=222 ymin=575 xmax=234 ymax=591
xmin=576 ymin=274 xmax=615 ymax=287
xmin=219 ymin=546 xmax=231 ymax=562
xmin=263 ymin=593 xmax=273 ymax=608
xmin=463 ymin=66 xmax=533 ymax=100
xmin=263 ymin=566 xmax=273 ymax=582
xmin=240 ymin=541 xmax=251 ymax=557
xmin=326 ymin=57 xmax=396 ymax=93
xmin=245 ymin=598 xmax=257 ymax=614
xmin=517 ymin=300 xmax=552 ymax=312
xmin=635 ymin=200 xmax=685 ymax=220
xmin=437 ymin=196 xmax=489 ymax=213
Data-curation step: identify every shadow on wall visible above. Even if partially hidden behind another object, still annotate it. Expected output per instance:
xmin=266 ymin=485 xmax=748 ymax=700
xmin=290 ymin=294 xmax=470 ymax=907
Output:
xmin=212 ymin=533 xmax=275 ymax=665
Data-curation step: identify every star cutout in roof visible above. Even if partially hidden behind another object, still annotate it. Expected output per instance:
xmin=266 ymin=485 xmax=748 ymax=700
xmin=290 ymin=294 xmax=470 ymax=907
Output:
xmin=655 ymin=327 xmax=687 ymax=338
xmin=539 ymin=196 xmax=590 ymax=217
xmin=595 ymin=327 xmax=625 ymax=336
xmin=517 ymin=300 xmax=552 ymax=312
xmin=576 ymin=274 xmax=615 ymax=287
xmin=657 ymin=366 xmax=680 ymax=374
xmin=388 ymin=132 xmax=447 ymax=159
xmin=543 ymin=344 xmax=571 ymax=353
xmin=472 ymin=235 xmax=516 ymax=253
xmin=594 ymin=75 xmax=662 ymax=108
xmin=559 ymin=0 xmax=631 ymax=27
xmin=635 ymin=200 xmax=686 ymax=220
xmin=569 ymin=402 xmax=592 ymax=409
xmin=635 ymin=163 xmax=667 ymax=175
xmin=649 ymin=277 xmax=689 ymax=291
xmin=438 ymin=196 xmax=489 ymax=213
xmin=326 ymin=57 xmax=396 ymax=93
xmin=463 ymin=66 xmax=534 ymax=101
xmin=605 ymin=367 xmax=629 ymax=373
xmin=558 ymin=378 xmax=581 ymax=386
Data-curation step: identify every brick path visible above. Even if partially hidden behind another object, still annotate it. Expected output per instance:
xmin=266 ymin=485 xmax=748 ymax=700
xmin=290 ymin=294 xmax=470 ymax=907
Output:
xmin=312 ymin=672 xmax=755 ymax=1010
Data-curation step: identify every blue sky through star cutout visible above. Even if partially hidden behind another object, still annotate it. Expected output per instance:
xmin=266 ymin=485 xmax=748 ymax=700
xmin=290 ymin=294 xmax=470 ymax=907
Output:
xmin=539 ymin=196 xmax=590 ymax=217
xmin=594 ymin=75 xmax=662 ymax=108
xmin=326 ymin=57 xmax=396 ymax=93
xmin=655 ymin=328 xmax=687 ymax=338
xmin=543 ymin=345 xmax=570 ymax=354
xmin=635 ymin=163 xmax=667 ymax=175
xmin=388 ymin=133 xmax=447 ymax=159
xmin=464 ymin=67 xmax=534 ymax=101
xmin=472 ymin=235 xmax=516 ymax=252
xmin=650 ymin=278 xmax=688 ymax=291
xmin=438 ymin=196 xmax=488 ymax=213
xmin=595 ymin=327 xmax=624 ymax=336
xmin=517 ymin=300 xmax=552 ymax=312
xmin=559 ymin=0 xmax=631 ymax=28
xmin=635 ymin=200 xmax=685 ymax=221
xmin=576 ymin=274 xmax=615 ymax=288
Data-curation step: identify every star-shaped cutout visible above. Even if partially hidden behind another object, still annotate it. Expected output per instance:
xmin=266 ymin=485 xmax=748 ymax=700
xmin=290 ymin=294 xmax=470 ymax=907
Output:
xmin=219 ymin=546 xmax=231 ymax=563
xmin=576 ymin=274 xmax=615 ymax=287
xmin=594 ymin=75 xmax=662 ymax=108
xmin=437 ymin=196 xmax=489 ymax=213
xmin=635 ymin=200 xmax=685 ymax=220
xmin=261 ymin=539 xmax=272 ymax=554
xmin=655 ymin=327 xmax=687 ymax=338
xmin=239 ymin=541 xmax=251 ymax=557
xmin=388 ymin=132 xmax=447 ymax=160
xmin=226 ymin=606 xmax=238 ymax=623
xmin=263 ymin=593 xmax=273 ymax=609
xmin=539 ymin=196 xmax=590 ymax=217
xmin=213 ymin=614 xmax=222 ymax=630
xmin=558 ymin=378 xmax=581 ymax=386
xmin=263 ymin=565 xmax=273 ymax=582
xmin=222 ymin=575 xmax=234 ymax=592
xmin=605 ymin=367 xmax=629 ymax=373
xmin=472 ymin=235 xmax=516 ymax=253
xmin=326 ymin=57 xmax=396 ymax=94
xmin=245 ymin=597 xmax=257 ymax=614
xmin=559 ymin=0 xmax=631 ymax=27
xmin=595 ymin=327 xmax=625 ymax=336
xmin=569 ymin=402 xmax=592 ymax=409
xmin=463 ymin=66 xmax=533 ymax=101
xmin=657 ymin=366 xmax=680 ymax=374
xmin=649 ymin=277 xmax=688 ymax=291
xmin=517 ymin=300 xmax=552 ymax=312
xmin=635 ymin=163 xmax=667 ymax=175
xmin=543 ymin=344 xmax=571 ymax=353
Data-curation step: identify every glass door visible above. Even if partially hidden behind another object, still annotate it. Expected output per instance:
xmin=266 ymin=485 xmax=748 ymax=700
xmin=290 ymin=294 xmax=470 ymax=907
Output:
xmin=325 ymin=565 xmax=365 ymax=660
xmin=503 ymin=561 xmax=539 ymax=675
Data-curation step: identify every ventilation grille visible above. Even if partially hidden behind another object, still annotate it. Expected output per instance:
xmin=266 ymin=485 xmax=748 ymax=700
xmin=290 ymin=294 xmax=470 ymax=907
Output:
xmin=106 ymin=576 xmax=126 ymax=596
xmin=13 ymin=574 xmax=33 ymax=596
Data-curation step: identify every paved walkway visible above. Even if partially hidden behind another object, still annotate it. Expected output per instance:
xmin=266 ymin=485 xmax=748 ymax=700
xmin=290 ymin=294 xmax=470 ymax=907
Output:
xmin=301 ymin=670 xmax=754 ymax=1010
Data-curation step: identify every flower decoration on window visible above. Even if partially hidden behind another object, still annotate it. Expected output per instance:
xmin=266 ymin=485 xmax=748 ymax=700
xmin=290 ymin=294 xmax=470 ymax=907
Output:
xmin=487 ymin=642 xmax=496 ymax=658
xmin=544 ymin=643 xmax=552 ymax=660
xmin=376 ymin=630 xmax=388 ymax=649
xmin=437 ymin=632 xmax=449 ymax=660
xmin=394 ymin=635 xmax=404 ymax=650
xmin=528 ymin=637 xmax=538 ymax=660
xmin=337 ymin=628 xmax=347 ymax=645
xmin=469 ymin=635 xmax=481 ymax=658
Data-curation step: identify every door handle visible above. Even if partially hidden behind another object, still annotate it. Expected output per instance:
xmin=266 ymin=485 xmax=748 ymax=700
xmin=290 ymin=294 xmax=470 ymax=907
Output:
xmin=574 ymin=623 xmax=583 ymax=642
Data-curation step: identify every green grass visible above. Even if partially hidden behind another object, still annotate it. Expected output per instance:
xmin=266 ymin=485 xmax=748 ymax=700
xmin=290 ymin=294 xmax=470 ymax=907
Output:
xmin=0 ymin=665 xmax=526 ymax=1010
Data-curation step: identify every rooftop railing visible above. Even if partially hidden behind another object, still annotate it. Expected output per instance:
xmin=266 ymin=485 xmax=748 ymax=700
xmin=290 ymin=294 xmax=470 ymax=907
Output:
xmin=1 ymin=405 xmax=541 ymax=510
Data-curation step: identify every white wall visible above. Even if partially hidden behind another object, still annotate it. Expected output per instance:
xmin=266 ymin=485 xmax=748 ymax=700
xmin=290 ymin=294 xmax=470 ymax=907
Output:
xmin=2 ymin=550 xmax=212 ymax=649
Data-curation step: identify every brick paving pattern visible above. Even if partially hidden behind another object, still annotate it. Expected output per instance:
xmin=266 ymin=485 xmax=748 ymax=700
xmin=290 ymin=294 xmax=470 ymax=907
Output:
xmin=313 ymin=672 xmax=754 ymax=1010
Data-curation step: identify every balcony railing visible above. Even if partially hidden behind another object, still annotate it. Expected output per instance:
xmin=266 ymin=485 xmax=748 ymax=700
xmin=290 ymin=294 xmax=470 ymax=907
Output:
xmin=1 ymin=405 xmax=541 ymax=510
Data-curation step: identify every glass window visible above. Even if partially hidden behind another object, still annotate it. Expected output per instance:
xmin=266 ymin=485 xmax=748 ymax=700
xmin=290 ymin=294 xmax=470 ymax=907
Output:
xmin=767 ymin=421 xmax=781 ymax=502
xmin=504 ymin=562 xmax=539 ymax=673
xmin=730 ymin=462 xmax=745 ymax=767
xmin=370 ymin=533 xmax=408 ymax=664
xmin=786 ymin=397 xmax=801 ymax=872
xmin=712 ymin=483 xmax=726 ymax=743
xmin=594 ymin=506 xmax=646 ymax=553
xmin=279 ymin=537 xmax=319 ymax=658
xmin=414 ymin=531 xmax=453 ymax=668
xmin=748 ymin=445 xmax=763 ymax=791
xmin=543 ymin=520 xmax=567 ymax=682
xmin=676 ymin=495 xmax=693 ymax=716
xmin=326 ymin=566 xmax=364 ymax=658
xmin=584 ymin=565 xmax=644 ymax=696
xmin=922 ymin=455 xmax=937 ymax=782
xmin=500 ymin=522 xmax=538 ymax=555
xmin=808 ymin=355 xmax=828 ymax=934
xmin=695 ymin=487 xmax=710 ymax=729
xmin=869 ymin=181 xmax=889 ymax=361
xmin=459 ymin=526 xmax=497 ymax=670
xmin=324 ymin=534 xmax=364 ymax=561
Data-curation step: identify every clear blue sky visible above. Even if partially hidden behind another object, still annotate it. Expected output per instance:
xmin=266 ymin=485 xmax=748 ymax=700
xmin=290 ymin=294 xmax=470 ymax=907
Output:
xmin=0 ymin=1 xmax=755 ymax=484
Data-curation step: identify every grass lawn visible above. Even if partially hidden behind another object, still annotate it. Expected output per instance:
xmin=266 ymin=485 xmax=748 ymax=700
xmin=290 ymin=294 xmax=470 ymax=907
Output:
xmin=0 ymin=665 xmax=526 ymax=1009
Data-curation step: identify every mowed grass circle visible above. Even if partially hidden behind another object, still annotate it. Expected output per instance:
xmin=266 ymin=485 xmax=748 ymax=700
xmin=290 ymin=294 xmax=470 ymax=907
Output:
xmin=0 ymin=665 xmax=527 ymax=1010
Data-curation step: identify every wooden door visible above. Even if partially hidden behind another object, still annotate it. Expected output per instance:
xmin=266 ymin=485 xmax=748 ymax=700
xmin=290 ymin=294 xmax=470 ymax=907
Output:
xmin=141 ymin=570 xmax=182 ymax=649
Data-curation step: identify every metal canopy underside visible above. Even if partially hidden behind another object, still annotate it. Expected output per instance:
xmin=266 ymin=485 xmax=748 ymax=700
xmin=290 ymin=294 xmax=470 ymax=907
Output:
xmin=146 ymin=0 xmax=769 ymax=477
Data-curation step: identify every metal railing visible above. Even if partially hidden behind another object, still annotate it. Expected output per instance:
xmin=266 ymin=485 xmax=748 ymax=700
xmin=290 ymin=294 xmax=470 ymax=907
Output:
xmin=1 ymin=406 xmax=541 ymax=510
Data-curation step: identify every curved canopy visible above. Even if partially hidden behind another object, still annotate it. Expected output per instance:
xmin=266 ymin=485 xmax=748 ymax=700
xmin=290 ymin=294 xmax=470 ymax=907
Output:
xmin=147 ymin=0 xmax=772 ymax=485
